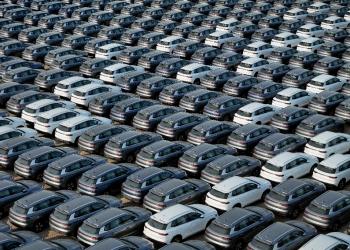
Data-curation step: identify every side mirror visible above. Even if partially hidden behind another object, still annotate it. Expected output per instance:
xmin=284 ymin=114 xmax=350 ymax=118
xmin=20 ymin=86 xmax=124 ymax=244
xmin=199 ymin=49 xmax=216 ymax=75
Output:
xmin=200 ymin=215 xmax=204 ymax=218
xmin=257 ymin=185 xmax=260 ymax=189
xmin=195 ymin=187 xmax=199 ymax=191
xmin=134 ymin=218 xmax=138 ymax=221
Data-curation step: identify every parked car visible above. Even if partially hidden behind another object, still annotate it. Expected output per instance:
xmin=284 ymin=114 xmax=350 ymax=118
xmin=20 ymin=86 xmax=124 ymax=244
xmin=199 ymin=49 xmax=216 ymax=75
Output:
xmin=233 ymin=103 xmax=280 ymax=125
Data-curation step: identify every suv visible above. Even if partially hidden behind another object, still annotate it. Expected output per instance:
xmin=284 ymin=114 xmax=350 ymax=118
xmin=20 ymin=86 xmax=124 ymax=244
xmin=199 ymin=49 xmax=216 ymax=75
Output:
xmin=44 ymin=48 xmax=79 ymax=65
xmin=36 ymin=32 xmax=66 ymax=46
xmin=173 ymin=41 xmax=207 ymax=60
xmin=0 ymin=41 xmax=27 ymax=57
xmin=35 ymin=69 xmax=80 ymax=92
xmin=21 ymin=44 xmax=54 ymax=63
xmin=61 ymin=35 xmax=91 ymax=50
xmin=37 ymin=14 xmax=65 ymax=29
xmin=282 ymin=69 xmax=318 ymax=89
xmin=138 ymin=51 xmax=172 ymax=72
xmin=23 ymin=11 xmax=49 ymax=25
xmin=18 ymin=27 xmax=47 ymax=43
xmin=3 ymin=67 xmax=43 ymax=84
xmin=223 ymin=75 xmax=260 ymax=98
xmin=0 ymin=83 xmax=38 ymax=106
xmin=50 ymin=55 xmax=86 ymax=71
xmin=79 ymin=58 xmax=115 ymax=78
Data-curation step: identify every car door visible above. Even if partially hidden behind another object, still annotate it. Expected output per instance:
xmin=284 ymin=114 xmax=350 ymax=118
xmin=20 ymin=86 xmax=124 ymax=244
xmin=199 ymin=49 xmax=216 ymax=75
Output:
xmin=170 ymin=214 xmax=191 ymax=238
xmin=181 ymin=184 xmax=198 ymax=204
xmin=297 ymin=157 xmax=310 ymax=176
xmin=262 ymin=107 xmax=273 ymax=124
xmin=187 ymin=211 xmax=206 ymax=235
xmin=277 ymin=230 xmax=306 ymax=250
xmin=119 ymin=213 xmax=138 ymax=236
xmin=245 ymin=182 xmax=261 ymax=203
xmin=334 ymin=198 xmax=350 ymax=223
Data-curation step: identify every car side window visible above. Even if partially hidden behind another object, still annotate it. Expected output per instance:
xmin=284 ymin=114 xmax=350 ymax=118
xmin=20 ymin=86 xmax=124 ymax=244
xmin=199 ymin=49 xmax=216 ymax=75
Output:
xmin=169 ymin=187 xmax=184 ymax=199
xmin=146 ymin=174 xmax=162 ymax=186
xmin=171 ymin=215 xmax=188 ymax=227
xmin=35 ymin=153 xmax=50 ymax=163
xmin=33 ymin=199 xmax=52 ymax=211
xmin=332 ymin=244 xmax=349 ymax=250
xmin=234 ymin=218 xmax=250 ymax=231
xmin=277 ymin=231 xmax=304 ymax=247
xmin=186 ymin=212 xmax=201 ymax=221
xmin=339 ymin=161 xmax=350 ymax=172
xmin=292 ymin=187 xmax=306 ymax=199
xmin=104 ymin=217 xmax=122 ymax=231
xmin=334 ymin=198 xmax=350 ymax=212
xmin=74 ymin=205 xmax=93 ymax=218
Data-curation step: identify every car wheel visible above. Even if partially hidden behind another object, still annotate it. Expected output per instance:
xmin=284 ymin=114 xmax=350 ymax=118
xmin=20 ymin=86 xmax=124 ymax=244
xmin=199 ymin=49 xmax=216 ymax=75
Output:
xmin=94 ymin=73 xmax=100 ymax=79
xmin=33 ymin=220 xmax=45 ymax=233
xmin=291 ymin=207 xmax=299 ymax=219
xmin=223 ymin=115 xmax=230 ymax=121
xmin=194 ymin=79 xmax=200 ymax=85
xmin=329 ymin=109 xmax=335 ymax=116
xmin=66 ymin=180 xmax=77 ymax=190
xmin=34 ymin=171 xmax=44 ymax=182
xmin=50 ymin=85 xmax=55 ymax=92
xmin=256 ymin=121 xmax=261 ymax=125
xmin=233 ymin=203 xmax=241 ymax=208
xmin=338 ymin=179 xmax=346 ymax=190
xmin=261 ymin=190 xmax=269 ymax=201
xmin=331 ymin=221 xmax=340 ymax=232
xmin=178 ymin=133 xmax=186 ymax=141
xmin=338 ymin=125 xmax=345 ymax=133
xmin=171 ymin=235 xmax=182 ymax=243
xmin=254 ymin=72 xmax=258 ymax=77
xmin=299 ymin=145 xmax=305 ymax=152
xmin=126 ymin=154 xmax=135 ymax=163
xmin=74 ymin=137 xmax=79 ymax=145
xmin=235 ymin=240 xmax=244 ymax=250
xmin=100 ymin=147 xmax=104 ymax=156
xmin=259 ymin=55 xmax=264 ymax=59
xmin=0 ymin=208 xmax=4 ymax=219
xmin=310 ymin=164 xmax=317 ymax=175
xmin=201 ymin=194 xmax=207 ymax=204
xmin=253 ymin=168 xmax=260 ymax=177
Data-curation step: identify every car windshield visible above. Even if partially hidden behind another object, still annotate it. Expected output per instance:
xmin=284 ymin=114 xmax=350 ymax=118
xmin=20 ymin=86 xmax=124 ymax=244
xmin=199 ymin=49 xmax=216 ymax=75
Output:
xmin=269 ymin=191 xmax=289 ymax=201
xmin=209 ymin=189 xmax=229 ymax=199
xmin=204 ymin=166 xmax=223 ymax=175
xmin=46 ymin=166 xmax=61 ymax=175
xmin=125 ymin=178 xmax=142 ymax=188
xmin=308 ymin=204 xmax=330 ymax=215
xmin=80 ymin=175 xmax=97 ymax=185
xmin=148 ymin=219 xmax=168 ymax=230
xmin=182 ymin=153 xmax=197 ymax=162
xmin=258 ymin=142 xmax=274 ymax=151
xmin=106 ymin=140 xmax=122 ymax=149
xmin=236 ymin=110 xmax=252 ymax=117
xmin=275 ymin=94 xmax=290 ymax=101
xmin=316 ymin=164 xmax=336 ymax=174
xmin=13 ymin=204 xmax=29 ymax=215
xmin=308 ymin=140 xmax=326 ymax=148
xmin=251 ymin=239 xmax=274 ymax=250
xmin=139 ymin=150 xmax=155 ymax=159
xmin=81 ymin=223 xmax=100 ymax=234
xmin=53 ymin=210 xmax=70 ymax=221
xmin=264 ymin=162 xmax=283 ymax=172
xmin=148 ymin=192 xmax=165 ymax=202
xmin=209 ymin=223 xmax=231 ymax=235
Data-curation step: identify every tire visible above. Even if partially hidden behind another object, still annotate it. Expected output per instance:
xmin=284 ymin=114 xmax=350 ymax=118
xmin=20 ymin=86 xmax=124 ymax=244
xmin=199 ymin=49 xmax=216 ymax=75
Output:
xmin=301 ymin=84 xmax=306 ymax=90
xmin=310 ymin=164 xmax=317 ymax=175
xmin=74 ymin=137 xmax=79 ymax=145
xmin=233 ymin=203 xmax=241 ymax=208
xmin=256 ymin=121 xmax=261 ymax=125
xmin=259 ymin=55 xmax=264 ymax=59
xmin=338 ymin=125 xmax=345 ymax=133
xmin=261 ymin=190 xmax=269 ymax=201
xmin=126 ymin=154 xmax=135 ymax=163
xmin=338 ymin=179 xmax=346 ymax=190
xmin=290 ymin=207 xmax=299 ymax=219
xmin=331 ymin=221 xmax=340 ymax=232
xmin=34 ymin=171 xmax=44 ymax=182
xmin=171 ymin=235 xmax=182 ymax=243
xmin=299 ymin=145 xmax=305 ymax=152
xmin=33 ymin=219 xmax=45 ymax=233
xmin=50 ymin=85 xmax=56 ymax=92
xmin=254 ymin=72 xmax=258 ymax=77
xmin=178 ymin=133 xmax=186 ymax=141
xmin=235 ymin=240 xmax=244 ymax=250
xmin=194 ymin=79 xmax=200 ymax=85
xmin=65 ymin=180 xmax=77 ymax=190
xmin=99 ymin=147 xmax=104 ymax=156
xmin=253 ymin=168 xmax=260 ymax=177
xmin=329 ymin=109 xmax=335 ymax=116
xmin=111 ymin=57 xmax=116 ymax=60
xmin=201 ymin=194 xmax=207 ymax=204
xmin=94 ymin=73 xmax=100 ymax=79
xmin=0 ymin=208 xmax=4 ymax=219
xmin=223 ymin=115 xmax=230 ymax=121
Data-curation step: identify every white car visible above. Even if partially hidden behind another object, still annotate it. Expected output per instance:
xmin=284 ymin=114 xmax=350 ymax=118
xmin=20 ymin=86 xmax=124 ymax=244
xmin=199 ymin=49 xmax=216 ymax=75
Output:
xmin=313 ymin=154 xmax=350 ymax=189
xmin=296 ymin=24 xmax=327 ymax=38
xmin=95 ymin=44 xmax=129 ymax=60
xmin=0 ymin=117 xmax=27 ymax=130
xmin=260 ymin=152 xmax=319 ymax=184
xmin=156 ymin=36 xmax=187 ymax=53
xmin=205 ymin=31 xmax=234 ymax=49
xmin=99 ymin=63 xmax=144 ymax=84
xmin=177 ymin=63 xmax=217 ymax=84
xmin=0 ymin=126 xmax=37 ymax=143
xmin=345 ymin=11 xmax=350 ymax=22
xmin=243 ymin=42 xmax=275 ymax=59
xmin=54 ymin=76 xmax=103 ymax=99
xmin=284 ymin=9 xmax=308 ymax=21
xmin=234 ymin=103 xmax=280 ymax=125
xmin=34 ymin=108 xmax=91 ymax=135
xmin=205 ymin=176 xmax=271 ymax=211
xmin=304 ymin=131 xmax=350 ymax=159
xmin=321 ymin=16 xmax=350 ymax=30
xmin=55 ymin=116 xmax=112 ymax=144
xmin=143 ymin=204 xmax=218 ymax=244
xmin=272 ymin=88 xmax=315 ymax=108
xmin=70 ymin=84 xmax=121 ymax=107
xmin=237 ymin=57 xmax=270 ymax=77
xmin=21 ymin=99 xmax=76 ymax=123
xmin=216 ymin=18 xmax=242 ymax=32
xmin=271 ymin=32 xmax=302 ymax=48
xmin=300 ymin=233 xmax=350 ymax=250
xmin=306 ymin=75 xmax=346 ymax=94
xmin=297 ymin=37 xmax=325 ymax=53
xmin=307 ymin=3 xmax=330 ymax=13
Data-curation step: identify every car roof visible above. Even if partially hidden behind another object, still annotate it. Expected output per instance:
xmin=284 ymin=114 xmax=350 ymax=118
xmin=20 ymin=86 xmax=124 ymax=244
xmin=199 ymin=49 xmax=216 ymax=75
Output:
xmin=275 ymin=32 xmax=294 ymax=38
xmin=142 ymin=140 xmax=174 ymax=154
xmin=315 ymin=90 xmax=338 ymax=99
xmin=85 ymin=207 xmax=126 ymax=227
xmin=221 ymin=18 xmax=240 ymax=24
xmin=152 ymin=204 xmax=193 ymax=223
xmin=74 ymin=83 xmax=103 ymax=93
xmin=50 ymin=154 xmax=85 ymax=169
xmin=39 ymin=108 xmax=71 ymax=119
xmin=276 ymin=106 xmax=304 ymax=116
xmin=261 ymin=133 xmax=290 ymax=146
xmin=278 ymin=88 xmax=303 ymax=96
xmin=214 ymin=208 xmax=255 ymax=228
xmin=324 ymin=16 xmax=340 ymax=21
xmin=129 ymin=166 xmax=163 ymax=182
xmin=240 ymin=103 xmax=268 ymax=112
xmin=256 ymin=222 xmax=296 ymax=243
xmin=234 ymin=124 xmax=267 ymax=135
xmin=161 ymin=36 xmax=183 ymax=42
xmin=26 ymin=99 xmax=56 ymax=109
xmin=0 ymin=136 xmax=33 ymax=150
xmin=213 ymin=176 xmax=250 ymax=193
xmin=182 ymin=63 xmax=208 ymax=70
xmin=56 ymin=196 xmax=97 ymax=214
xmin=300 ymin=23 xmax=319 ymax=28
xmin=311 ymin=74 xmax=334 ymax=82
xmin=151 ymin=179 xmax=187 ymax=195
xmin=301 ymin=234 xmax=344 ymax=249
xmin=303 ymin=114 xmax=328 ymax=124
xmin=60 ymin=116 xmax=92 ymax=127
xmin=83 ymin=124 xmax=115 ymax=136
xmin=17 ymin=190 xmax=56 ymax=207
xmin=192 ymin=120 xmax=223 ymax=132
xmin=312 ymin=191 xmax=350 ymax=208
xmin=287 ymin=68 xmax=309 ymax=75
xmin=248 ymin=41 xmax=268 ymax=47
xmin=274 ymin=178 xmax=308 ymax=195
xmin=319 ymin=56 xmax=338 ymax=63
xmin=310 ymin=131 xmax=340 ymax=143
xmin=0 ymin=126 xmax=16 ymax=134
xmin=242 ymin=57 xmax=265 ymax=64
xmin=84 ymin=163 xmax=131 ymax=179
xmin=255 ymin=81 xmax=277 ymax=88
xmin=319 ymin=154 xmax=350 ymax=169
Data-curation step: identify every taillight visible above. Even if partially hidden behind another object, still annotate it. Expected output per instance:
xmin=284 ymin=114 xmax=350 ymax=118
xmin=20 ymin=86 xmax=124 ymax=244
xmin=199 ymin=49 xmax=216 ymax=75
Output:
xmin=145 ymin=224 xmax=168 ymax=236
xmin=205 ymin=230 xmax=230 ymax=241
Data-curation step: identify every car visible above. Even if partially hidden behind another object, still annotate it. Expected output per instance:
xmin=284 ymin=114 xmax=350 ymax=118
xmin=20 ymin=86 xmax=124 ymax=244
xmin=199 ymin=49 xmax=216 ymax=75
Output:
xmin=9 ymin=189 xmax=81 ymax=232
xmin=272 ymin=88 xmax=314 ymax=108
xmin=253 ymin=133 xmax=307 ymax=162
xmin=182 ymin=13 xmax=206 ymax=26
xmin=0 ymin=231 xmax=40 ymax=248
xmin=36 ymin=32 xmax=66 ymax=46
xmin=84 ymin=38 xmax=116 ymax=57
xmin=0 ymin=55 xmax=15 ymax=66
xmin=323 ymin=29 xmax=348 ymax=43
xmin=303 ymin=190 xmax=350 ymax=231
xmin=53 ymin=19 xmax=83 ymax=35
xmin=243 ymin=42 xmax=274 ymax=61
xmin=117 ymin=47 xmax=152 ymax=66
xmin=156 ymin=36 xmax=187 ymax=54
xmin=328 ymin=5 xmax=349 ymax=16
xmin=216 ymin=18 xmax=242 ymax=32
xmin=95 ymin=44 xmax=128 ymax=60
xmin=0 ymin=136 xmax=55 ymax=169
xmin=23 ymin=11 xmax=49 ymax=25
xmin=110 ymin=14 xmax=137 ymax=28
xmin=0 ymin=60 xmax=44 ymax=79
xmin=0 ymin=83 xmax=38 ymax=106
xmin=21 ymin=44 xmax=55 ymax=63
xmin=188 ymin=27 xmax=215 ymax=43
xmin=242 ymin=11 xmax=266 ymax=25
xmin=201 ymin=155 xmax=262 ymax=184
xmin=227 ymin=124 xmax=278 ymax=154
xmin=204 ymin=31 xmax=234 ymax=49
xmin=172 ymin=0 xmax=194 ymax=12
xmin=282 ymin=69 xmax=318 ymax=89
xmin=54 ymin=77 xmax=102 ymax=99
xmin=116 ymin=71 xmax=155 ymax=93
xmin=233 ymin=103 xmax=280 ymax=125
xmin=84 ymin=237 xmax=154 ymax=250
xmin=205 ymin=206 xmax=274 ymax=250
xmin=260 ymin=152 xmax=319 ymax=184
xmin=308 ymin=91 xmax=348 ymax=115
xmin=222 ymin=37 xmax=251 ymax=54
xmin=138 ymin=51 xmax=172 ymax=72
xmin=251 ymin=28 xmax=279 ymax=43
xmin=300 ymin=233 xmax=350 ymax=250
xmin=305 ymin=12 xmax=329 ymax=26
xmin=258 ymin=15 xmax=284 ymax=29
xmin=289 ymin=52 xmax=323 ymax=70
xmin=2 ymin=67 xmax=43 ymax=85
xmin=248 ymin=81 xmax=288 ymax=104
xmin=205 ymin=176 xmax=271 ymax=211
xmin=318 ymin=42 xmax=347 ymax=58
xmin=58 ymin=5 xmax=81 ymax=18
xmin=98 ymin=26 xmax=126 ymax=40
xmin=44 ymin=48 xmax=80 ymax=66
xmin=77 ymin=207 xmax=151 ymax=246
xmin=335 ymin=98 xmax=350 ymax=121
xmin=321 ymin=16 xmax=350 ymax=30
xmin=18 ymin=27 xmax=48 ymax=44
xmin=0 ymin=40 xmax=27 ymax=57
xmin=223 ymin=75 xmax=260 ymax=98
xmin=237 ymin=58 xmax=269 ymax=77
xmin=307 ymin=75 xmax=346 ymax=95
xmin=120 ymin=29 xmax=150 ymax=46
xmin=179 ymin=89 xmax=223 ymax=113
xmin=173 ymin=41 xmax=207 ymax=60
xmin=268 ymin=6 xmax=290 ymax=16
xmin=0 ymin=179 xmax=42 ymax=218
xmin=178 ymin=143 xmax=237 ymax=175
xmin=235 ymin=0 xmax=255 ymax=11
xmin=71 ymin=7 xmax=97 ymax=21
xmin=61 ymin=35 xmax=91 ymax=51
xmin=35 ymin=70 xmax=82 ymax=92
xmin=37 ymin=14 xmax=65 ymax=29
xmin=143 ymin=7 xmax=167 ymax=20
xmin=232 ymin=23 xmax=259 ymax=39
xmin=155 ymin=58 xmax=190 ymax=79
xmin=6 ymin=91 xmax=59 ymax=115
xmin=0 ymin=23 xmax=28 ymax=39
xmin=271 ymin=32 xmax=302 ymax=49
xmin=88 ymin=11 xmax=114 ymax=25
xmin=40 ymin=1 xmax=64 ymax=14
xmin=177 ymin=64 xmax=219 ymax=85
xmin=122 ymin=166 xmax=186 ymax=203
xmin=296 ymin=24 xmax=327 ymax=39
xmin=280 ymin=20 xmax=306 ymax=33
xmin=22 ymin=99 xmax=76 ymax=123
xmin=211 ymin=52 xmax=245 ymax=72
xmin=50 ymin=55 xmax=86 ymax=71
xmin=131 ymin=18 xmax=158 ymax=31
xmin=100 ymin=64 xmax=145 ymax=85
xmin=248 ymin=221 xmax=317 ymax=250
xmin=191 ymin=47 xmax=222 ymax=66
xmin=308 ymin=2 xmax=330 ymax=13
xmin=284 ymin=8 xmax=308 ymax=21
xmin=297 ymin=37 xmax=325 ymax=53
xmin=44 ymin=154 xmax=108 ymax=190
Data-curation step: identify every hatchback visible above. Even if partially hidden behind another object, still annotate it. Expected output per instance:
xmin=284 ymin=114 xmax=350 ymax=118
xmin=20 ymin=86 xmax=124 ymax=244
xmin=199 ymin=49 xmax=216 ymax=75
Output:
xmin=21 ymin=44 xmax=54 ymax=63
xmin=143 ymin=7 xmax=167 ymax=20
xmin=116 ymin=47 xmax=151 ymax=66
xmin=223 ymin=75 xmax=260 ymax=98
xmin=318 ymin=42 xmax=347 ymax=58
xmin=36 ymin=32 xmax=66 ymax=46
xmin=222 ymin=37 xmax=251 ymax=54
xmin=173 ymin=41 xmax=207 ymax=60
xmin=309 ymin=91 xmax=347 ymax=115
xmin=61 ymin=35 xmax=91 ymax=51
xmin=58 ymin=4 xmax=81 ymax=18
xmin=23 ymin=11 xmax=49 ymax=25
xmin=44 ymin=48 xmax=79 ymax=66
xmin=110 ymin=14 xmax=137 ymax=28
xmin=138 ymin=51 xmax=172 ymax=72
xmin=37 ymin=14 xmax=64 ymax=29
xmin=18 ymin=27 xmax=47 ymax=44
xmin=272 ymin=88 xmax=314 ymax=108
xmin=3 ymin=67 xmax=42 ymax=85
xmin=232 ymin=23 xmax=259 ymax=39
xmin=158 ymin=82 xmax=203 ymax=106
xmin=212 ymin=52 xmax=245 ymax=72
xmin=179 ymin=89 xmax=223 ymax=113
xmin=50 ymin=55 xmax=86 ymax=71
xmin=84 ymin=38 xmax=116 ymax=56
xmin=335 ymin=98 xmax=350 ymax=121
xmin=307 ymin=75 xmax=346 ymax=94
xmin=323 ymin=29 xmax=348 ymax=43
xmin=155 ymin=58 xmax=190 ymax=79
xmin=251 ymin=28 xmax=279 ymax=43
xmin=313 ymin=57 xmax=345 ymax=75
xmin=282 ymin=69 xmax=318 ymax=89
xmin=280 ymin=19 xmax=306 ymax=33
xmin=234 ymin=103 xmax=280 ymax=125
xmin=98 ymin=26 xmax=126 ymax=41
xmin=0 ymin=23 xmax=28 ymax=39
xmin=289 ymin=52 xmax=323 ymax=70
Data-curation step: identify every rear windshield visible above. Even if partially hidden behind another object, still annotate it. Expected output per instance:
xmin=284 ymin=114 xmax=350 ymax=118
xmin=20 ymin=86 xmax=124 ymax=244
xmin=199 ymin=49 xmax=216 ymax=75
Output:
xmin=269 ymin=191 xmax=289 ymax=201
xmin=209 ymin=223 xmax=231 ymax=235
xmin=257 ymin=142 xmax=274 ymax=151
xmin=264 ymin=162 xmax=283 ymax=172
xmin=139 ymin=150 xmax=155 ymax=159
xmin=13 ymin=204 xmax=29 ymax=215
xmin=53 ymin=210 xmax=70 ymax=221
xmin=309 ymin=80 xmax=324 ymax=87
xmin=80 ymin=133 xmax=95 ymax=141
xmin=316 ymin=164 xmax=336 ymax=174
xmin=24 ymin=107 xmax=36 ymax=114
xmin=230 ymin=133 xmax=247 ymax=141
xmin=148 ymin=192 xmax=165 ymax=202
xmin=148 ymin=219 xmax=168 ymax=230
xmin=273 ymin=114 xmax=289 ymax=121
xmin=236 ymin=110 xmax=252 ymax=117
xmin=159 ymin=120 xmax=174 ymax=128
xmin=308 ymin=140 xmax=326 ymax=148
xmin=275 ymin=94 xmax=290 ymax=101
xmin=191 ymin=129 xmax=206 ymax=137
xmin=204 ymin=166 xmax=223 ymax=175
xmin=125 ymin=178 xmax=142 ymax=188
xmin=46 ymin=166 xmax=62 ymax=175
xmin=182 ymin=153 xmax=198 ymax=162
xmin=298 ymin=122 xmax=315 ymax=130
xmin=209 ymin=189 xmax=228 ymax=199
xmin=80 ymin=175 xmax=97 ymax=185
xmin=308 ymin=204 xmax=330 ymax=215
xmin=251 ymin=239 xmax=274 ymax=250
xmin=106 ymin=141 xmax=122 ymax=149
xmin=81 ymin=223 xmax=100 ymax=234
xmin=58 ymin=125 xmax=72 ymax=132
xmin=17 ymin=157 xmax=31 ymax=166
xmin=37 ymin=116 xmax=50 ymax=124
xmin=0 ymin=148 xmax=9 ymax=155
xmin=311 ymin=97 xmax=326 ymax=104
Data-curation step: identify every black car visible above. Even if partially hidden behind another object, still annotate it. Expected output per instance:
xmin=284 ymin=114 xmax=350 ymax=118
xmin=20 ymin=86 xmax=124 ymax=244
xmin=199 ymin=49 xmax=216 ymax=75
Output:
xmin=120 ymin=29 xmax=149 ymax=46
xmin=142 ymin=7 xmax=166 ymax=20
xmin=323 ymin=29 xmax=349 ymax=43
xmin=305 ymin=12 xmax=328 ymax=25
xmin=173 ymin=40 xmax=207 ymax=60
xmin=182 ymin=13 xmax=206 ymax=26
xmin=289 ymin=51 xmax=323 ymax=70
xmin=235 ymin=0 xmax=255 ymax=11
xmin=84 ymin=37 xmax=116 ymax=56
xmin=158 ymin=82 xmax=204 ymax=106
xmin=251 ymin=28 xmax=279 ymax=43
xmin=202 ymin=16 xmax=225 ymax=29
xmin=18 ymin=27 xmax=47 ymax=43
xmin=155 ymin=58 xmax=190 ymax=78
xmin=248 ymin=81 xmax=288 ymax=104
xmin=258 ymin=15 xmax=283 ymax=29
xmin=191 ymin=47 xmax=221 ymax=65
xmin=137 ymin=32 xmax=167 ymax=49
xmin=291 ymin=0 xmax=312 ymax=10
xmin=308 ymin=91 xmax=348 ymax=115
xmin=88 ymin=11 xmax=115 ymax=25
xmin=222 ymin=37 xmax=251 ymax=53
xmin=327 ymin=5 xmax=349 ymax=17
xmin=335 ymin=98 xmax=350 ymax=121
xmin=0 ymin=18 xmax=14 ymax=30
xmin=191 ymin=3 xmax=212 ymax=15
xmin=137 ymin=51 xmax=172 ymax=72
xmin=279 ymin=19 xmax=305 ymax=33
xmin=242 ymin=11 xmax=266 ymax=24
xmin=122 ymin=3 xmax=146 ymax=17
xmin=318 ymin=41 xmax=347 ymax=58
xmin=268 ymin=47 xmax=298 ymax=64
xmin=4 ymin=7 xmax=31 ymax=22
xmin=40 ymin=1 xmax=64 ymax=14
xmin=98 ymin=26 xmax=126 ymax=40
xmin=172 ymin=23 xmax=198 ymax=38
xmin=110 ymin=14 xmax=136 ymax=28
xmin=179 ymin=89 xmax=223 ymax=113
xmin=338 ymin=61 xmax=350 ymax=79
xmin=282 ymin=68 xmax=318 ymax=89
xmin=187 ymin=27 xmax=215 ymax=43
xmin=136 ymin=76 xmax=176 ymax=99
xmin=232 ymin=23 xmax=259 ymax=39
xmin=270 ymin=107 xmax=317 ymax=133
xmin=223 ymin=75 xmax=260 ymax=98
xmin=153 ymin=20 xmax=179 ymax=35
xmin=105 ymin=1 xmax=129 ymax=14
xmin=227 ymin=9 xmax=249 ymax=21
xmin=53 ymin=18 xmax=82 ymax=35
xmin=58 ymin=4 xmax=81 ymax=18
xmin=313 ymin=57 xmax=345 ymax=75
xmin=21 ymin=44 xmax=54 ymax=63
xmin=267 ymin=6 xmax=290 ymax=16
xmin=200 ymin=69 xmax=238 ymax=91
xmin=117 ymin=47 xmax=151 ymax=65
xmin=2 ymin=67 xmax=43 ymax=84
xmin=50 ymin=55 xmax=86 ymax=71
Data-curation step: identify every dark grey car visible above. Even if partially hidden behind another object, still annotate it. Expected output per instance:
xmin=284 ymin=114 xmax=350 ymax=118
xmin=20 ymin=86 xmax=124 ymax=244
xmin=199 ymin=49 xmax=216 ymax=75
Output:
xmin=74 ymin=23 xmax=102 ymax=37
xmin=0 ymin=136 xmax=55 ymax=168
xmin=188 ymin=27 xmax=215 ymax=43
xmin=206 ymin=207 xmax=274 ymax=250
xmin=14 ymin=146 xmax=78 ymax=182
xmin=77 ymin=207 xmax=151 ymax=246
xmin=85 ymin=237 xmax=154 ymax=250
xmin=84 ymin=38 xmax=116 ymax=56
xmin=289 ymin=52 xmax=322 ymax=70
xmin=335 ymin=98 xmax=350 ymax=121
xmin=44 ymin=48 xmax=80 ymax=66
xmin=171 ymin=23 xmax=198 ymax=38
xmin=22 ymin=44 xmax=55 ymax=63
xmin=16 ymin=239 xmax=83 ymax=250
xmin=0 ymin=40 xmax=27 ymax=57
xmin=71 ymin=7 xmax=97 ymax=21
xmin=200 ymin=69 xmax=238 ymax=91
xmin=53 ymin=19 xmax=82 ymax=35
xmin=37 ymin=14 xmax=65 ymax=29
xmin=137 ymin=32 xmax=166 ymax=49
xmin=282 ymin=69 xmax=318 ymax=89
xmin=253 ymin=133 xmax=307 ymax=162
xmin=318 ymin=41 xmax=347 ymax=58
xmin=296 ymin=114 xmax=345 ymax=139
xmin=9 ymin=190 xmax=81 ymax=232
xmin=44 ymin=154 xmax=107 ymax=190
xmin=0 ymin=83 xmax=38 ymax=106
xmin=23 ymin=11 xmax=49 ymax=26
xmin=248 ymin=81 xmax=288 ymax=104
xmin=98 ymin=25 xmax=126 ymax=40
xmin=110 ymin=14 xmax=137 ymax=28
xmin=179 ymin=143 xmax=237 ymax=175
xmin=143 ymin=178 xmax=210 ymax=213
xmin=50 ymin=55 xmax=86 ymax=71
xmin=248 ymin=221 xmax=317 ymax=250
xmin=0 ymin=231 xmax=42 ymax=249
xmin=179 ymin=89 xmax=223 ymax=113
xmin=158 ymin=82 xmax=203 ymax=106
xmin=104 ymin=131 xmax=162 ymax=163
xmin=0 ymin=23 xmax=28 ymax=39
xmin=61 ymin=35 xmax=91 ymax=51
xmin=303 ymin=190 xmax=350 ymax=231
xmin=117 ymin=47 xmax=151 ymax=65
xmin=49 ymin=195 xmax=123 ymax=236
xmin=201 ymin=155 xmax=262 ymax=185
xmin=223 ymin=75 xmax=260 ymax=98
xmin=268 ymin=47 xmax=298 ymax=65
xmin=79 ymin=58 xmax=115 ymax=78
xmin=136 ymin=77 xmax=176 ymax=99
xmin=308 ymin=91 xmax=348 ymax=115
xmin=265 ymin=178 xmax=326 ymax=219
xmin=18 ymin=27 xmax=47 ymax=43
xmin=34 ymin=69 xmax=81 ymax=91
xmin=222 ymin=37 xmax=251 ymax=54
xmin=120 ymin=29 xmax=150 ymax=46
xmin=212 ymin=52 xmax=246 ymax=71
xmin=270 ymin=107 xmax=317 ymax=133
xmin=2 ymin=67 xmax=43 ymax=84
xmin=227 ymin=124 xmax=279 ymax=154
xmin=0 ymin=180 xmax=42 ymax=218
xmin=153 ymin=20 xmax=179 ymax=35
xmin=122 ymin=166 xmax=186 ymax=203
xmin=36 ymin=32 xmax=66 ymax=46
